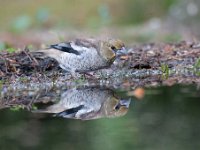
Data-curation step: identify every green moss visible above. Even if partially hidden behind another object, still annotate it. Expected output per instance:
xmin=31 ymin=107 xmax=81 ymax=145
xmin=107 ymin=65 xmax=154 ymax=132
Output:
xmin=193 ymin=58 xmax=200 ymax=76
xmin=161 ymin=64 xmax=169 ymax=79
xmin=6 ymin=48 xmax=16 ymax=53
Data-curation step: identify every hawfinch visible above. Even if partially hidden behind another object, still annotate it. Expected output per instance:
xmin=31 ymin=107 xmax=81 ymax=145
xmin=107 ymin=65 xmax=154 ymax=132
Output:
xmin=33 ymin=38 xmax=126 ymax=75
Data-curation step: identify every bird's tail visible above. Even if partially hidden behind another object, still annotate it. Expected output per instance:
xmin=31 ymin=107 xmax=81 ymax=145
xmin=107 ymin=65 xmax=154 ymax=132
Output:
xmin=31 ymin=50 xmax=48 ymax=59
xmin=32 ymin=109 xmax=52 ymax=113
xmin=31 ymin=48 xmax=62 ymax=59
xmin=32 ymin=105 xmax=63 ymax=114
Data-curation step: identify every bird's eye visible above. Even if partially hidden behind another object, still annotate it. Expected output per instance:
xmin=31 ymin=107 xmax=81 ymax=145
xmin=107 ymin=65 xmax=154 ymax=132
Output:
xmin=111 ymin=46 xmax=116 ymax=50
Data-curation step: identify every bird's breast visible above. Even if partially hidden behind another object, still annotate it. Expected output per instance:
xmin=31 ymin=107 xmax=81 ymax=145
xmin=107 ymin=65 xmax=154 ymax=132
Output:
xmin=60 ymin=50 xmax=109 ymax=71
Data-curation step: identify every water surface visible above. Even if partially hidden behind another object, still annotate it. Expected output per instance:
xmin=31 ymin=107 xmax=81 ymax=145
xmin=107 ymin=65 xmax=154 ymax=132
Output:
xmin=0 ymin=84 xmax=199 ymax=150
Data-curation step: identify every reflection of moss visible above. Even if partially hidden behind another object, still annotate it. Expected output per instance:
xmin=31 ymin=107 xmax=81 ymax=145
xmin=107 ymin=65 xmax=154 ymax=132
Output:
xmin=10 ymin=105 xmax=24 ymax=111
xmin=31 ymin=104 xmax=38 ymax=110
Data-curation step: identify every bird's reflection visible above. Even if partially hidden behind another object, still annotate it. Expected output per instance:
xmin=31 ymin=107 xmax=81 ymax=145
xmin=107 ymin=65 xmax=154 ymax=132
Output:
xmin=34 ymin=87 xmax=131 ymax=120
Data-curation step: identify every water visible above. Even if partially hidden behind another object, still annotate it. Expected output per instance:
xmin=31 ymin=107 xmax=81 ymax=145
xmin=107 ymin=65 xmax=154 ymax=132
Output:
xmin=0 ymin=84 xmax=200 ymax=150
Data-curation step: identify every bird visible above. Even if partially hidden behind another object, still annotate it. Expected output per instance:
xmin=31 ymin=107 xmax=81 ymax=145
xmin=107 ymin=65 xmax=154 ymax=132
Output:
xmin=33 ymin=87 xmax=131 ymax=120
xmin=33 ymin=38 xmax=126 ymax=76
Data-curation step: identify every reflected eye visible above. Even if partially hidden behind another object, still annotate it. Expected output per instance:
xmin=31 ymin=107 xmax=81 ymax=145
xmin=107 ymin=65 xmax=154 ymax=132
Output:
xmin=111 ymin=46 xmax=116 ymax=50
xmin=114 ymin=104 xmax=120 ymax=110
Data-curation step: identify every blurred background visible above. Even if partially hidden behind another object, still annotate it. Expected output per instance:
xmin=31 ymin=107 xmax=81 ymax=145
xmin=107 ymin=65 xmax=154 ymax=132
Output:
xmin=0 ymin=0 xmax=200 ymax=49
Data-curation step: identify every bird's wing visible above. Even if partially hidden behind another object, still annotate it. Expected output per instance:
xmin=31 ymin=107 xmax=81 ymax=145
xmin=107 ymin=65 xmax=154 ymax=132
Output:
xmin=50 ymin=42 xmax=80 ymax=55
xmin=49 ymin=38 xmax=99 ymax=56
xmin=55 ymin=105 xmax=84 ymax=118
xmin=74 ymin=38 xmax=98 ymax=49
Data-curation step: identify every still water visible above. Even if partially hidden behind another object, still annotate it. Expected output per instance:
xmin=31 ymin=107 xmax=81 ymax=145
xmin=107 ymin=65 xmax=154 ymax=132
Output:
xmin=0 ymin=84 xmax=200 ymax=150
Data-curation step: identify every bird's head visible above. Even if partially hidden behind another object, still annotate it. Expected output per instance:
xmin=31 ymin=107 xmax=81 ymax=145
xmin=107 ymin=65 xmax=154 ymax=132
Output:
xmin=100 ymin=39 xmax=125 ymax=62
xmin=103 ymin=96 xmax=131 ymax=118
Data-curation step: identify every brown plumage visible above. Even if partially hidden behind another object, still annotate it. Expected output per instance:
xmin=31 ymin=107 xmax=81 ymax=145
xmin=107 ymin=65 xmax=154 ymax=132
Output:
xmin=33 ymin=38 xmax=126 ymax=75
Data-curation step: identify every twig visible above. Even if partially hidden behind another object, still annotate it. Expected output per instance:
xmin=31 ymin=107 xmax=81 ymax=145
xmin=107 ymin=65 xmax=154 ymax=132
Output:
xmin=22 ymin=47 xmax=39 ymax=65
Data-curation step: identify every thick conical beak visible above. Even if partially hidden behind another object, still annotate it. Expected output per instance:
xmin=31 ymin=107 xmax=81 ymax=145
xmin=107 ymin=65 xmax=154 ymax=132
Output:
xmin=116 ymin=47 xmax=128 ymax=55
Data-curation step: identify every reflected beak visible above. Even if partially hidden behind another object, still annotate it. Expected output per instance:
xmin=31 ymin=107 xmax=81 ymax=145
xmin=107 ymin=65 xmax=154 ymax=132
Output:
xmin=119 ymin=98 xmax=131 ymax=108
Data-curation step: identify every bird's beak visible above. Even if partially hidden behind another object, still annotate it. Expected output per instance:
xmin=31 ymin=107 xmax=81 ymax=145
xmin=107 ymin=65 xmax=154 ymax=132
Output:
xmin=119 ymin=98 xmax=131 ymax=108
xmin=116 ymin=47 xmax=128 ymax=55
